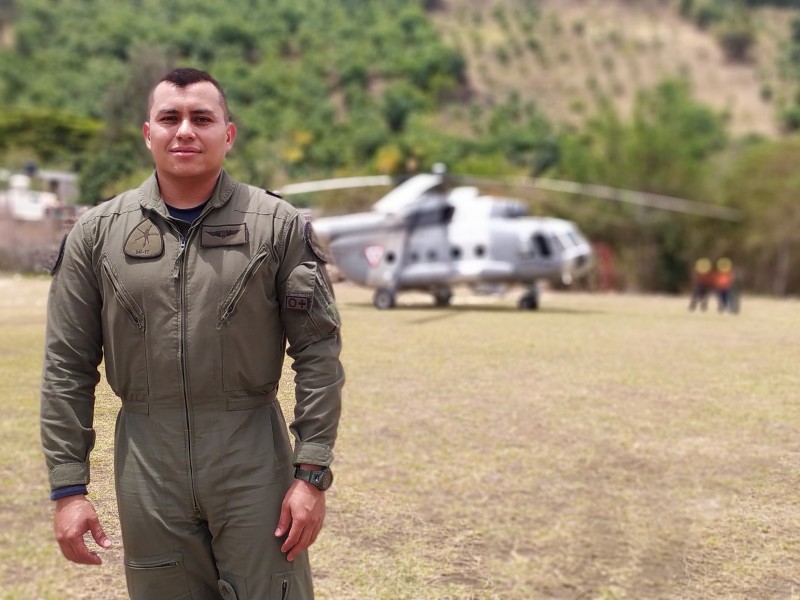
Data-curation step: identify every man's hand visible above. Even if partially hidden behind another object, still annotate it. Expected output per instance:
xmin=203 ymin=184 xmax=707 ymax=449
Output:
xmin=53 ymin=495 xmax=112 ymax=565
xmin=274 ymin=476 xmax=326 ymax=562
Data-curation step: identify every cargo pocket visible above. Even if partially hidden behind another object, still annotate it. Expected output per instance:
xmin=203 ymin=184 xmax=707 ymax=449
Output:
xmin=100 ymin=254 xmax=149 ymax=396
xmin=284 ymin=261 xmax=340 ymax=339
xmin=218 ymin=245 xmax=278 ymax=392
xmin=126 ymin=552 xmax=191 ymax=600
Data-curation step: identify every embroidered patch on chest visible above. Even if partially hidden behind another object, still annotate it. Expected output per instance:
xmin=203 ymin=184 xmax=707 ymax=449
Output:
xmin=285 ymin=295 xmax=311 ymax=311
xmin=201 ymin=223 xmax=249 ymax=247
xmin=124 ymin=219 xmax=164 ymax=259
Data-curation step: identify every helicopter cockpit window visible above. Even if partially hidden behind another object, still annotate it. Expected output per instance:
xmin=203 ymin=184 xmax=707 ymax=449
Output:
xmin=451 ymin=246 xmax=462 ymax=260
xmin=475 ymin=245 xmax=486 ymax=258
xmin=533 ymin=233 xmax=551 ymax=258
xmin=411 ymin=201 xmax=456 ymax=227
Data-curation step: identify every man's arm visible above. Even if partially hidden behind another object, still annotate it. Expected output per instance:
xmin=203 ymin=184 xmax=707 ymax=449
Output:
xmin=274 ymin=213 xmax=345 ymax=559
xmin=41 ymin=219 xmax=108 ymax=563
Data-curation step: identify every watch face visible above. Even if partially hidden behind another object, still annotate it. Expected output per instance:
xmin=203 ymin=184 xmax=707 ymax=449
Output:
xmin=319 ymin=469 xmax=334 ymax=491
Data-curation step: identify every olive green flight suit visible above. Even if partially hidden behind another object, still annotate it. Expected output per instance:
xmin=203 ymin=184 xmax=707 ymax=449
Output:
xmin=41 ymin=171 xmax=344 ymax=599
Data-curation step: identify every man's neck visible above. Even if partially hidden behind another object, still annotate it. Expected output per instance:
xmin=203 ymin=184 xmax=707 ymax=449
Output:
xmin=156 ymin=171 xmax=220 ymax=209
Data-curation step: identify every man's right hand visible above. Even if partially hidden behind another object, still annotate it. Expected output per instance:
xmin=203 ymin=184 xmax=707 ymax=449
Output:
xmin=53 ymin=495 xmax=112 ymax=565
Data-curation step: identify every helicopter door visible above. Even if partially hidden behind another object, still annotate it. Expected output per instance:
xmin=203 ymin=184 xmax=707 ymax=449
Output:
xmin=398 ymin=203 xmax=456 ymax=287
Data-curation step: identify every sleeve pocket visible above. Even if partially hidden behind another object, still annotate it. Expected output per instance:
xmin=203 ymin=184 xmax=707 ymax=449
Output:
xmin=284 ymin=261 xmax=340 ymax=339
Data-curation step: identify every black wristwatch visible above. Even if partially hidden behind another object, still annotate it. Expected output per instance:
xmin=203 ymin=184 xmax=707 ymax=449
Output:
xmin=294 ymin=466 xmax=334 ymax=491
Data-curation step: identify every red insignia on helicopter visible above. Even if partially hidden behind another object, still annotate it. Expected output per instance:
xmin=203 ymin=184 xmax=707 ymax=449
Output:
xmin=364 ymin=245 xmax=385 ymax=267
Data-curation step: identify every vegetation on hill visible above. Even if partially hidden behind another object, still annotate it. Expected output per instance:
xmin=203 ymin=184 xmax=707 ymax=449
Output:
xmin=0 ymin=0 xmax=799 ymax=295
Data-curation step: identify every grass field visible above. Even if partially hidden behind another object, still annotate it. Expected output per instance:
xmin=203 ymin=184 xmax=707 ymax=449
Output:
xmin=2 ymin=274 xmax=800 ymax=600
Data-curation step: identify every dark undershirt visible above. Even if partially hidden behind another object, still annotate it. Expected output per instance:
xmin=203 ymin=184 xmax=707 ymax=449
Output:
xmin=166 ymin=200 xmax=209 ymax=227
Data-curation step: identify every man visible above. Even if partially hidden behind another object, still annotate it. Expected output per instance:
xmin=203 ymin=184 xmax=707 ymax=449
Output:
xmin=40 ymin=68 xmax=344 ymax=599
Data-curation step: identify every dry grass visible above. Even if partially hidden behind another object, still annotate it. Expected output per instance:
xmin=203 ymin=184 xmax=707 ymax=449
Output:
xmin=2 ymin=275 xmax=800 ymax=599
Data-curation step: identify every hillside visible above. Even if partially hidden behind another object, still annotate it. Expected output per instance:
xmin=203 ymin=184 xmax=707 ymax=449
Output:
xmin=431 ymin=0 xmax=794 ymax=138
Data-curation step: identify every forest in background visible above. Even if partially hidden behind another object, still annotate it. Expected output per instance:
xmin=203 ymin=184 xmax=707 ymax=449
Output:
xmin=1 ymin=0 xmax=800 ymax=296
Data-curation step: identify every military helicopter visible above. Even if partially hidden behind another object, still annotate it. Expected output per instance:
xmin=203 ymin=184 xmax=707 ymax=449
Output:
xmin=280 ymin=165 xmax=594 ymax=310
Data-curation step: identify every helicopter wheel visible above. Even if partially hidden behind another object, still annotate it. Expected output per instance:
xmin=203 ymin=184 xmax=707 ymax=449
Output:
xmin=373 ymin=287 xmax=396 ymax=310
xmin=518 ymin=292 xmax=539 ymax=311
xmin=432 ymin=286 xmax=453 ymax=307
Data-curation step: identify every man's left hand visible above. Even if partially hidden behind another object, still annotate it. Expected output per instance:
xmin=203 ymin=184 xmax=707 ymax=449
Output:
xmin=274 ymin=477 xmax=326 ymax=561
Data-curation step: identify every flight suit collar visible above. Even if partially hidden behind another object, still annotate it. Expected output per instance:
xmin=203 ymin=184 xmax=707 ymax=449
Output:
xmin=137 ymin=170 xmax=238 ymax=217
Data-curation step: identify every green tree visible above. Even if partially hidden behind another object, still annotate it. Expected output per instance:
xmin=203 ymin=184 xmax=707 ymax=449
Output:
xmin=723 ymin=137 xmax=800 ymax=295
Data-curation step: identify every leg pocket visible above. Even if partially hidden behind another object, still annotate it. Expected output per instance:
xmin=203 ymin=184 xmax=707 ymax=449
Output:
xmin=126 ymin=551 xmax=192 ymax=600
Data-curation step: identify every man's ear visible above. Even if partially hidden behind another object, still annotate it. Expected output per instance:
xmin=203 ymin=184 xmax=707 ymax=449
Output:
xmin=142 ymin=122 xmax=152 ymax=150
xmin=225 ymin=122 xmax=237 ymax=152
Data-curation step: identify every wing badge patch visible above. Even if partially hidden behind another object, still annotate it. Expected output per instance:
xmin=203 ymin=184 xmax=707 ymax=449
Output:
xmin=201 ymin=223 xmax=249 ymax=247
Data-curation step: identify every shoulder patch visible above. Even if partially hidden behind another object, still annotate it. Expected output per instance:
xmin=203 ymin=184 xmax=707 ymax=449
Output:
xmin=124 ymin=219 xmax=164 ymax=259
xmin=304 ymin=220 xmax=330 ymax=264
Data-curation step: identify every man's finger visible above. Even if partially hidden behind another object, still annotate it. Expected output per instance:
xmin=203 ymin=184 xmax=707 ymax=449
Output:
xmin=63 ymin=538 xmax=102 ymax=565
xmin=89 ymin=521 xmax=112 ymax=549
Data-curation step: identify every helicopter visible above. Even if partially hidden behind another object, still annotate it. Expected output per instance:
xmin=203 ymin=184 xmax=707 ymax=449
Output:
xmin=279 ymin=165 xmax=594 ymax=310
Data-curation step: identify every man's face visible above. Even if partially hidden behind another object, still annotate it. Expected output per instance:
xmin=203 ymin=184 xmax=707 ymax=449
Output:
xmin=143 ymin=81 xmax=235 ymax=182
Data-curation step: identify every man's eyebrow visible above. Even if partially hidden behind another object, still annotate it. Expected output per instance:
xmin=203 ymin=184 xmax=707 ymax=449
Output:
xmin=155 ymin=108 xmax=217 ymax=117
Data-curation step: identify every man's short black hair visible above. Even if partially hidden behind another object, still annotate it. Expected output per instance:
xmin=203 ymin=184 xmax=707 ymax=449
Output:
xmin=148 ymin=67 xmax=231 ymax=122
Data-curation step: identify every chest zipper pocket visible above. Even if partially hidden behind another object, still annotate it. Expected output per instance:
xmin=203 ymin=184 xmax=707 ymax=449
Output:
xmin=101 ymin=255 xmax=145 ymax=331
xmin=218 ymin=245 xmax=270 ymax=327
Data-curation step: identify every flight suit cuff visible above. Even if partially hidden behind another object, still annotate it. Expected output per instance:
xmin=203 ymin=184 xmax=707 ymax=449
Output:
xmin=293 ymin=442 xmax=333 ymax=468
xmin=49 ymin=462 xmax=90 ymax=491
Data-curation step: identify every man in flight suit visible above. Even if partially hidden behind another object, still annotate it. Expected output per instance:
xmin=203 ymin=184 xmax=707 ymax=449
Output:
xmin=40 ymin=67 xmax=344 ymax=599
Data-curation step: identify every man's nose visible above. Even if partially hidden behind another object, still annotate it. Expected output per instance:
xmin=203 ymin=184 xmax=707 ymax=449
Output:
xmin=176 ymin=118 xmax=195 ymax=138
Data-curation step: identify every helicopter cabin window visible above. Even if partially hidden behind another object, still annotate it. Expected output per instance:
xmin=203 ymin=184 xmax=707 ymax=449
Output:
xmin=410 ymin=251 xmax=419 ymax=262
xmin=474 ymin=245 xmax=486 ymax=258
xmin=427 ymin=249 xmax=437 ymax=261
xmin=533 ymin=233 xmax=552 ymax=258
xmin=385 ymin=251 xmax=396 ymax=264
xmin=451 ymin=246 xmax=462 ymax=260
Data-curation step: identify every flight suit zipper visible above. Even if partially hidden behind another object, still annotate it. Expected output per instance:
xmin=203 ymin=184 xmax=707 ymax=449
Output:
xmin=169 ymin=223 xmax=202 ymax=519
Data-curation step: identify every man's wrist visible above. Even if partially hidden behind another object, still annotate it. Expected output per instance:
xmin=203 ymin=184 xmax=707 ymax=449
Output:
xmin=50 ymin=485 xmax=88 ymax=501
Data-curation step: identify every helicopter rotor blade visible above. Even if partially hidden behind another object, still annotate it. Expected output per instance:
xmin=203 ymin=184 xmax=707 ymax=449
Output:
xmin=462 ymin=175 xmax=742 ymax=222
xmin=279 ymin=176 xmax=393 ymax=196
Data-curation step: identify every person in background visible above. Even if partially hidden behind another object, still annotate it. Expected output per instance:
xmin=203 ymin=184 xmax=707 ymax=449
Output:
xmin=40 ymin=67 xmax=344 ymax=599
xmin=713 ymin=257 xmax=736 ymax=314
xmin=688 ymin=257 xmax=713 ymax=312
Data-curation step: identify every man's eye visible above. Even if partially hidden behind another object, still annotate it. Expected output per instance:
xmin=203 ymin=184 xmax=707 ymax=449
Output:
xmin=193 ymin=117 xmax=211 ymax=124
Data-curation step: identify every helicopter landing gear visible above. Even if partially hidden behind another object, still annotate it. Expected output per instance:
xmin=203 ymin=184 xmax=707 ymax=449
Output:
xmin=373 ymin=287 xmax=396 ymax=310
xmin=432 ymin=286 xmax=453 ymax=307
xmin=517 ymin=285 xmax=539 ymax=310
